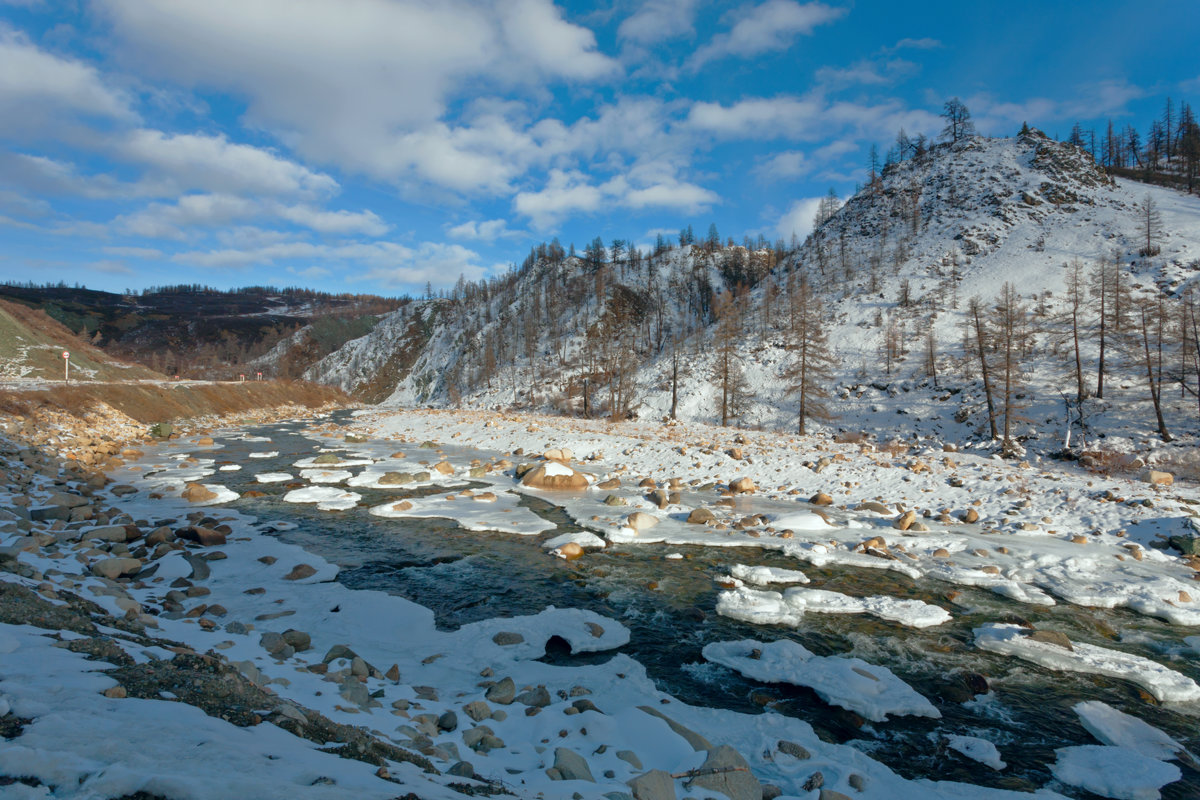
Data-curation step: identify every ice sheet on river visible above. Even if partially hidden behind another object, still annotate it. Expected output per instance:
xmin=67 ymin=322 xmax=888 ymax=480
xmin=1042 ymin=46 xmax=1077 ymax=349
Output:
xmin=1051 ymin=745 xmax=1180 ymax=800
xmin=1073 ymin=701 xmax=1191 ymax=762
xmin=299 ymin=468 xmax=354 ymax=484
xmin=703 ymin=639 xmax=940 ymax=722
xmin=368 ymin=490 xmax=555 ymax=535
xmin=1029 ymin=557 xmax=1200 ymax=625
xmin=730 ymin=564 xmax=809 ymax=585
xmin=973 ymin=623 xmax=1200 ymax=703
xmin=282 ymin=486 xmax=361 ymax=511
xmin=945 ymin=734 xmax=1006 ymax=770
xmin=717 ymin=585 xmax=952 ymax=629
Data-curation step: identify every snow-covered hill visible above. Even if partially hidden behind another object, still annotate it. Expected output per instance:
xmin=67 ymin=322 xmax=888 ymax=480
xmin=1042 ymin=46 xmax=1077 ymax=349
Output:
xmin=302 ymin=131 xmax=1200 ymax=459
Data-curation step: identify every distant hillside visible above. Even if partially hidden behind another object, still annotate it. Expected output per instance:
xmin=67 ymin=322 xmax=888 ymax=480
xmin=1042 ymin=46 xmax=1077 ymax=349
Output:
xmin=285 ymin=131 xmax=1200 ymax=458
xmin=0 ymin=284 xmax=403 ymax=379
xmin=0 ymin=299 xmax=162 ymax=383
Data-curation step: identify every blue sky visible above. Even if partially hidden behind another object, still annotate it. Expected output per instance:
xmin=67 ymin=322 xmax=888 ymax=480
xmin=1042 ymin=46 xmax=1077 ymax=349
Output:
xmin=1 ymin=0 xmax=1197 ymax=297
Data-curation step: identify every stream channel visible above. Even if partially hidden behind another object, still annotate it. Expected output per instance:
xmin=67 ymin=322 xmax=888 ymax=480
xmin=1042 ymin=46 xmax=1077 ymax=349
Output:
xmin=148 ymin=411 xmax=1200 ymax=799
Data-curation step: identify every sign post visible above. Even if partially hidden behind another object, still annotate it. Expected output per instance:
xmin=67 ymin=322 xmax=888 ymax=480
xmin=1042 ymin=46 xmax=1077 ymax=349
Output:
xmin=62 ymin=351 xmax=70 ymax=383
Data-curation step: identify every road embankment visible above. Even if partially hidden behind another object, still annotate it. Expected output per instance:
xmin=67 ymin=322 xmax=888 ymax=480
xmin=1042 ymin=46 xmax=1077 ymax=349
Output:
xmin=0 ymin=380 xmax=350 ymax=467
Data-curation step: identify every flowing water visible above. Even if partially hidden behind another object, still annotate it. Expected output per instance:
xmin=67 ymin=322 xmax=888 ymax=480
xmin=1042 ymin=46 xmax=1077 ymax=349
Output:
xmin=174 ymin=413 xmax=1199 ymax=798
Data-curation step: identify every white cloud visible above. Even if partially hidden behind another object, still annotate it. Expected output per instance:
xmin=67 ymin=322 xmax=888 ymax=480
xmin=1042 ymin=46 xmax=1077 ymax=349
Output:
xmin=776 ymin=196 xmax=824 ymax=240
xmin=886 ymin=37 xmax=941 ymax=53
xmin=688 ymin=95 xmax=941 ymax=143
xmin=618 ymin=0 xmax=698 ymax=44
xmin=170 ymin=235 xmax=493 ymax=290
xmin=287 ymin=265 xmax=331 ymax=280
xmin=116 ymin=129 xmax=338 ymax=197
xmin=98 ymin=0 xmax=618 ymax=191
xmin=0 ymin=26 xmax=133 ymax=136
xmin=514 ymin=170 xmax=606 ymax=228
xmin=114 ymin=194 xmax=389 ymax=239
xmin=364 ymin=242 xmax=494 ymax=289
xmin=689 ymin=1 xmax=844 ymax=70
xmin=816 ymin=58 xmax=917 ymax=89
xmin=1 ymin=153 xmax=131 ymax=199
xmin=756 ymin=150 xmax=809 ymax=179
xmin=967 ymin=81 xmax=1145 ymax=135
xmin=687 ymin=97 xmax=821 ymax=138
xmin=118 ymin=194 xmax=258 ymax=239
xmin=171 ymin=240 xmax=414 ymax=270
xmin=514 ymin=167 xmax=718 ymax=230
xmin=276 ymin=204 xmax=388 ymax=237
xmin=447 ymin=218 xmax=517 ymax=242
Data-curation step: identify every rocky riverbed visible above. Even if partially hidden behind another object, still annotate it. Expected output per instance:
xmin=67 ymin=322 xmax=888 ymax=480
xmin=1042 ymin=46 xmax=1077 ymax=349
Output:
xmin=2 ymin=406 xmax=1199 ymax=800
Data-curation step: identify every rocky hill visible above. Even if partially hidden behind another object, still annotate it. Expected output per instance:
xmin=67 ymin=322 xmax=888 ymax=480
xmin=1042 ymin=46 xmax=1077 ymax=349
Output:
xmin=0 ymin=284 xmax=401 ymax=380
xmin=291 ymin=131 xmax=1200 ymax=457
xmin=0 ymin=299 xmax=162 ymax=384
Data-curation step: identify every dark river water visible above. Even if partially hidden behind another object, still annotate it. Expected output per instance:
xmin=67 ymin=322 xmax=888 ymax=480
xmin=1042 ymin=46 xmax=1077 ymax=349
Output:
xmin=179 ymin=412 xmax=1200 ymax=799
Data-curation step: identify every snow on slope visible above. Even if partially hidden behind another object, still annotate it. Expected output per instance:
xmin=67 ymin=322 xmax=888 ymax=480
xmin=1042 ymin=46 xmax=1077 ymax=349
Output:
xmin=308 ymin=131 xmax=1200 ymax=455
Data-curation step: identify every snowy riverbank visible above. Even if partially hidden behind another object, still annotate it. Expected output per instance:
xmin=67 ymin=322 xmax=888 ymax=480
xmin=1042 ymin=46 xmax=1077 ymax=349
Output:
xmin=2 ymin=407 xmax=1198 ymax=799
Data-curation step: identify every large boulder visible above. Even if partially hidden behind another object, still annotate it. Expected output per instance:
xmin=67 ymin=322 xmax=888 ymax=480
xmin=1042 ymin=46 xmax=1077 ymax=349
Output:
xmin=629 ymin=770 xmax=676 ymax=800
xmin=729 ymin=477 xmax=756 ymax=494
xmin=687 ymin=746 xmax=760 ymax=800
xmin=175 ymin=526 xmax=227 ymax=547
xmin=181 ymin=483 xmax=218 ymax=503
xmin=520 ymin=462 xmax=590 ymax=491
xmin=552 ymin=747 xmax=595 ymax=782
xmin=91 ymin=557 xmax=143 ymax=580
xmin=626 ymin=512 xmax=659 ymax=533
xmin=1143 ymin=470 xmax=1174 ymax=486
xmin=687 ymin=507 xmax=716 ymax=525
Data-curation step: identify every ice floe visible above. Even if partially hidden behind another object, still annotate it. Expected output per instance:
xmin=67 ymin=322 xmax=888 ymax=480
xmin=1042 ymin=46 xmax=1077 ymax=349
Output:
xmin=1051 ymin=745 xmax=1180 ymax=800
xmin=254 ymin=472 xmax=294 ymax=483
xmin=299 ymin=468 xmax=353 ymax=484
xmin=282 ymin=486 xmax=361 ymax=511
xmin=730 ymin=564 xmax=809 ymax=585
xmin=973 ymin=624 xmax=1200 ymax=703
xmin=945 ymin=734 xmax=1006 ymax=770
xmin=1073 ymin=701 xmax=1189 ymax=761
xmin=703 ymin=639 xmax=940 ymax=722
xmin=368 ymin=490 xmax=555 ymax=535
xmin=717 ymin=585 xmax=952 ymax=629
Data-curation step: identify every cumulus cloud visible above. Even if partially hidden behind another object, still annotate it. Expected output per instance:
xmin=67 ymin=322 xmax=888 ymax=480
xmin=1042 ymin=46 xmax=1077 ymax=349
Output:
xmin=98 ymin=0 xmax=618 ymax=191
xmin=172 ymin=240 xmax=414 ymax=270
xmin=115 ymin=129 xmax=338 ymax=197
xmin=447 ymin=218 xmax=518 ymax=242
xmin=114 ymin=194 xmax=389 ymax=239
xmin=618 ymin=0 xmax=698 ymax=44
xmin=0 ymin=26 xmax=133 ymax=136
xmin=364 ymin=242 xmax=495 ymax=288
xmin=688 ymin=94 xmax=941 ymax=143
xmin=776 ymin=196 xmax=824 ymax=241
xmin=118 ymin=194 xmax=258 ymax=239
xmin=967 ymin=80 xmax=1144 ymax=135
xmin=276 ymin=205 xmax=388 ymax=237
xmin=688 ymin=1 xmax=844 ymax=70
xmin=514 ymin=167 xmax=718 ymax=230
xmin=756 ymin=150 xmax=809 ymax=179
